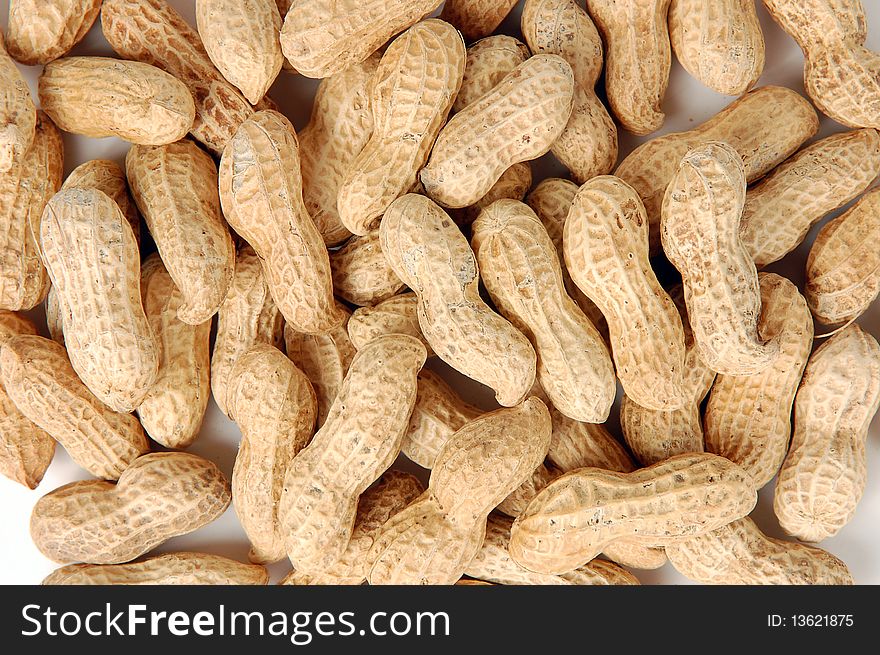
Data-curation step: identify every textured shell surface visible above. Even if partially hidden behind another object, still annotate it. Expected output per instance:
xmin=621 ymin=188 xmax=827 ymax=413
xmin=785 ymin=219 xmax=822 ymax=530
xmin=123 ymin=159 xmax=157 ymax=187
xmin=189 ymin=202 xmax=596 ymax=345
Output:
xmin=453 ymin=35 xmax=530 ymax=113
xmin=329 ymin=230 xmax=406 ymax=306
xmin=0 ymin=30 xmax=37 ymax=173
xmin=6 ymin=0 xmax=102 ymax=65
xmin=440 ymin=0 xmax=520 ymax=42
xmin=62 ymin=159 xmax=141 ymax=245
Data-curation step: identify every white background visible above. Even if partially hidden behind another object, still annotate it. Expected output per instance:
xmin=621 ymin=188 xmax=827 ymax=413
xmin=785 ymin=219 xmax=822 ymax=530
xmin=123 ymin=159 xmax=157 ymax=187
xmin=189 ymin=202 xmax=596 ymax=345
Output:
xmin=0 ymin=0 xmax=878 ymax=585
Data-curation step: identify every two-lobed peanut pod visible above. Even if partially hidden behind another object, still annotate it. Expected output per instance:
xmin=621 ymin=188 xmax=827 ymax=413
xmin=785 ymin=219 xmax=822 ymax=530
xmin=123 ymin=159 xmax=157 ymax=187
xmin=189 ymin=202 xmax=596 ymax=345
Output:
xmin=329 ymin=230 xmax=406 ymax=307
xmin=6 ymin=0 xmax=102 ymax=66
xmin=348 ymin=293 xmax=433 ymax=355
xmin=62 ymin=159 xmax=141 ymax=246
xmin=453 ymin=35 xmax=530 ymax=113
xmin=440 ymin=0 xmax=519 ymax=42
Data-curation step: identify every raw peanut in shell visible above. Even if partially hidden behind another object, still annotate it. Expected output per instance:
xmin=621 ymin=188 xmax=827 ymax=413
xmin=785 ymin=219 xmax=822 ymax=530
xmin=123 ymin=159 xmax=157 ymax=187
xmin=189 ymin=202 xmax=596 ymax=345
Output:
xmin=522 ymin=0 xmax=618 ymax=182
xmin=43 ymin=553 xmax=269 ymax=586
xmin=440 ymin=0 xmax=519 ymax=42
xmin=38 ymin=57 xmax=196 ymax=146
xmin=299 ymin=55 xmax=379 ymax=246
xmin=367 ymin=398 xmax=552 ymax=585
xmin=668 ymin=0 xmax=765 ymax=96
xmin=6 ymin=0 xmax=102 ymax=65
xmin=471 ymin=199 xmax=615 ymax=423
xmin=804 ymin=187 xmax=880 ymax=326
xmin=220 ymin=110 xmax=345 ymax=334
xmin=279 ymin=335 xmax=426 ymax=573
xmin=337 ymin=20 xmax=465 ymax=236
xmin=30 ymin=452 xmax=231 ymax=565
xmin=280 ymin=471 xmax=424 ymax=585
xmin=127 ymin=139 xmax=236 ymax=326
xmin=453 ymin=35 xmax=530 ymax=113
xmin=195 ymin=0 xmax=283 ymax=105
xmin=666 ymin=517 xmax=853 ymax=585
xmin=348 ymin=293 xmax=433 ymax=355
xmin=421 ymin=54 xmax=575 ymax=209
xmin=0 ymin=111 xmax=61 ymax=311
xmin=44 ymin=286 xmax=64 ymax=346
xmin=509 ymin=453 xmax=757 ymax=574
xmin=229 ymin=344 xmax=317 ymax=565
xmin=379 ymin=194 xmax=537 ymax=407
xmin=40 ymin=188 xmax=159 ymax=412
xmin=62 ymin=159 xmax=141 ymax=246
xmin=0 ymin=31 xmax=36 ymax=173
xmin=585 ymin=0 xmax=672 ymax=135
xmin=774 ymin=325 xmax=880 ymax=542
xmin=495 ymin=464 xmax=563 ymax=518
xmin=102 ymin=0 xmax=255 ymax=155
xmin=279 ymin=0 xmax=443 ymax=79
xmin=615 ymin=86 xmax=819 ymax=252
xmin=661 ymin=141 xmax=779 ymax=375
xmin=137 ymin=255 xmax=211 ymax=450
xmin=740 ymin=129 xmax=880 ymax=268
xmin=329 ymin=230 xmax=405 ymax=307
xmin=454 ymin=162 xmax=533 ymax=227
xmin=704 ymin=273 xmax=813 ymax=489
xmin=563 ymin=175 xmax=687 ymax=411
xmin=0 ymin=335 xmax=148 ymax=481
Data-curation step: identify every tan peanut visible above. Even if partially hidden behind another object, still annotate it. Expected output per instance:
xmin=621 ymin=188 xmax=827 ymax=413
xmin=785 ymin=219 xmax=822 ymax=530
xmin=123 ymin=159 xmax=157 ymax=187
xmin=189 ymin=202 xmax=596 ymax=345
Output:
xmin=329 ymin=230 xmax=406 ymax=306
xmin=585 ymin=0 xmax=672 ymax=135
xmin=455 ymin=162 xmax=533 ymax=227
xmin=299 ymin=55 xmax=379 ymax=246
xmin=6 ymin=0 xmax=102 ymax=65
xmin=804 ymin=187 xmax=880 ymax=326
xmin=30 ymin=452 xmax=231 ymax=564
xmin=348 ymin=293 xmax=433 ymax=355
xmin=522 ymin=0 xmax=618 ymax=182
xmin=279 ymin=335 xmax=426 ymax=573
xmin=38 ymin=57 xmax=195 ymax=146
xmin=367 ymin=398 xmax=551 ymax=585
xmin=564 ymin=175 xmax=687 ymax=411
xmin=196 ymin=0 xmax=283 ymax=105
xmin=0 ymin=31 xmax=36 ymax=174
xmin=465 ymin=514 xmax=640 ymax=585
xmin=280 ymin=0 xmax=442 ymax=78
xmin=440 ymin=0 xmax=519 ymax=42
xmin=668 ymin=0 xmax=765 ymax=96
xmin=0 ymin=335 xmax=148 ymax=480
xmin=0 ymin=111 xmax=61 ymax=311
xmin=229 ymin=344 xmax=317 ymax=564
xmin=126 ymin=140 xmax=235 ymax=326
xmin=763 ymin=0 xmax=880 ymax=129
xmin=44 ymin=286 xmax=64 ymax=346
xmin=44 ymin=553 xmax=269 ymax=586
xmin=666 ymin=517 xmax=853 ymax=585
xmin=337 ymin=20 xmax=465 ymax=236
xmin=472 ymin=199 xmax=615 ymax=422
xmin=453 ymin=35 xmax=530 ymax=113
xmin=495 ymin=464 xmax=563 ymax=518
xmin=220 ymin=110 xmax=345 ymax=334
xmin=280 ymin=471 xmax=424 ymax=585
xmin=510 ymin=453 xmax=757 ymax=574
xmin=284 ymin=306 xmax=356 ymax=428
xmin=379 ymin=193 xmax=537 ymax=407
xmin=774 ymin=324 xmax=880 ymax=542
xmin=62 ymin=159 xmax=141 ymax=246
xmin=137 ymin=255 xmax=211 ymax=450
xmin=661 ymin=141 xmax=779 ymax=375
xmin=615 ymin=85 xmax=819 ymax=251
xmin=102 ymin=0 xmax=255 ymax=155
xmin=0 ymin=312 xmax=54 ymax=489
xmin=705 ymin=273 xmax=813 ymax=489
xmin=421 ymin=54 xmax=574 ymax=209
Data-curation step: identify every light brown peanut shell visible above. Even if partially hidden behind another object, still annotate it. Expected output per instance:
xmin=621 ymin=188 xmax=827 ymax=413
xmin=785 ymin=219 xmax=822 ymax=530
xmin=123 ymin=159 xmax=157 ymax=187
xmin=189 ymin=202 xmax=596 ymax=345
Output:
xmin=454 ymin=162 xmax=533 ymax=227
xmin=44 ymin=286 xmax=64 ymax=346
xmin=0 ymin=335 xmax=149 ymax=481
xmin=0 ymin=31 xmax=36 ymax=173
xmin=43 ymin=553 xmax=269 ymax=586
xmin=330 ymin=230 xmax=405 ymax=306
xmin=6 ymin=0 xmax=101 ymax=65
xmin=546 ymin=407 xmax=635 ymax=474
xmin=440 ymin=0 xmax=519 ymax=42
xmin=705 ymin=273 xmax=813 ymax=489
xmin=774 ymin=324 xmax=880 ymax=542
xmin=379 ymin=193 xmax=537 ymax=407
xmin=62 ymin=159 xmax=141 ymax=246
xmin=453 ymin=35 xmax=530 ymax=113
xmin=495 ymin=464 xmax=563 ymax=518
xmin=348 ymin=293 xmax=433 ymax=355
xmin=30 ymin=452 xmax=231 ymax=565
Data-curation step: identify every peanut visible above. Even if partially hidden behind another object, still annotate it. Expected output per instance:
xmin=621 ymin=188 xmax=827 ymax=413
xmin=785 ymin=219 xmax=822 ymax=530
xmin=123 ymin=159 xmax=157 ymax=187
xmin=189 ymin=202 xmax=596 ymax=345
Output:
xmin=30 ymin=452 xmax=231 ymax=564
xmin=348 ymin=293 xmax=433 ymax=355
xmin=453 ymin=35 xmax=529 ymax=113
xmin=0 ymin=334 xmax=149 ymax=480
xmin=279 ymin=0 xmax=442 ymax=78
xmin=329 ymin=230 xmax=405 ymax=307
xmin=379 ymin=193 xmax=537 ymax=407
xmin=705 ymin=273 xmax=813 ymax=489
xmin=661 ymin=141 xmax=779 ymax=375
xmin=219 ymin=110 xmax=345 ymax=334
xmin=229 ymin=344 xmax=317 ymax=564
xmin=666 ymin=517 xmax=853 ymax=585
xmin=454 ymin=162 xmax=533 ymax=226
xmin=279 ymin=334 xmax=426 ymax=573
xmin=6 ymin=0 xmax=102 ymax=65
xmin=495 ymin=464 xmax=563 ymax=518
xmin=38 ymin=57 xmax=196 ymax=146
xmin=510 ymin=453 xmax=757 ymax=574
xmin=62 ymin=159 xmax=141 ymax=246
xmin=563 ymin=175 xmax=687 ymax=410
xmin=804 ymin=187 xmax=880 ymax=326
xmin=440 ymin=0 xmax=519 ymax=42
xmin=0 ymin=30 xmax=36 ymax=173
xmin=421 ymin=54 xmax=574 ymax=209
xmin=367 ymin=398 xmax=551 ymax=585
xmin=774 ymin=324 xmax=880 ymax=542
xmin=668 ymin=0 xmax=765 ymax=96
xmin=127 ymin=139 xmax=236 ymax=326
xmin=44 ymin=286 xmax=64 ymax=346
xmin=337 ymin=19 xmax=465 ymax=236
xmin=43 ymin=553 xmax=269 ymax=586
xmin=522 ymin=0 xmax=618 ymax=182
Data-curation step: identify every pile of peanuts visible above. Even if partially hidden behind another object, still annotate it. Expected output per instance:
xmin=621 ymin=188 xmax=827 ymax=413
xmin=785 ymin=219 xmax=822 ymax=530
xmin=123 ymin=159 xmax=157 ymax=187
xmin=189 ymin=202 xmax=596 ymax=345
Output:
xmin=1 ymin=0 xmax=878 ymax=586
